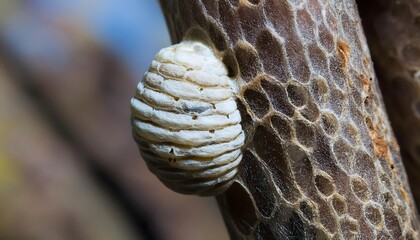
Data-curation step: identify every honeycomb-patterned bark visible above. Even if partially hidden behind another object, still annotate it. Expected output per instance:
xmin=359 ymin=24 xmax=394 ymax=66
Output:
xmin=159 ymin=0 xmax=420 ymax=239
xmin=359 ymin=0 xmax=420 ymax=211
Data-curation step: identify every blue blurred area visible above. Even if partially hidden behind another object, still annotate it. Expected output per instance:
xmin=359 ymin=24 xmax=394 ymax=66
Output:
xmin=2 ymin=0 xmax=171 ymax=77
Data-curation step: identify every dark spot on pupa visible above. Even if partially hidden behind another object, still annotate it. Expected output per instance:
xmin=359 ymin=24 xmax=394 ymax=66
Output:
xmin=181 ymin=103 xmax=211 ymax=114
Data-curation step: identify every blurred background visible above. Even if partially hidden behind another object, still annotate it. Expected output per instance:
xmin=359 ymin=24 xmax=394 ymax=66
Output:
xmin=0 ymin=1 xmax=229 ymax=240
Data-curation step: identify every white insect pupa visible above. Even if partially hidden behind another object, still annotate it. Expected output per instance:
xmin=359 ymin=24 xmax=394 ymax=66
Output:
xmin=131 ymin=40 xmax=245 ymax=196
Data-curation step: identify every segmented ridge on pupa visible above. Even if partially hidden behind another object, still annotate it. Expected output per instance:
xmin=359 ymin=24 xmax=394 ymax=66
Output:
xmin=131 ymin=41 xmax=244 ymax=196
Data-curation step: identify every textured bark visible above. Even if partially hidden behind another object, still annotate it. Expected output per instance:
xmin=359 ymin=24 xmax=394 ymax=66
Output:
xmin=359 ymin=0 xmax=420 ymax=211
xmin=159 ymin=0 xmax=419 ymax=239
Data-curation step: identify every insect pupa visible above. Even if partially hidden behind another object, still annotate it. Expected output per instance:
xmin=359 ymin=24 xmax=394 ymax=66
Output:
xmin=131 ymin=41 xmax=244 ymax=196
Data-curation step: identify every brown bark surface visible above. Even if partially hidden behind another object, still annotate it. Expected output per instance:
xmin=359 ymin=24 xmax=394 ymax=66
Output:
xmin=159 ymin=0 xmax=419 ymax=239
xmin=360 ymin=0 xmax=420 ymax=211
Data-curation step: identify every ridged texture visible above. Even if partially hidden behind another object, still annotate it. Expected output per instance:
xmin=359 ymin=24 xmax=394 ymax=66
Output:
xmin=360 ymin=0 xmax=420 ymax=211
xmin=159 ymin=0 xmax=419 ymax=239
xmin=131 ymin=41 xmax=244 ymax=196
